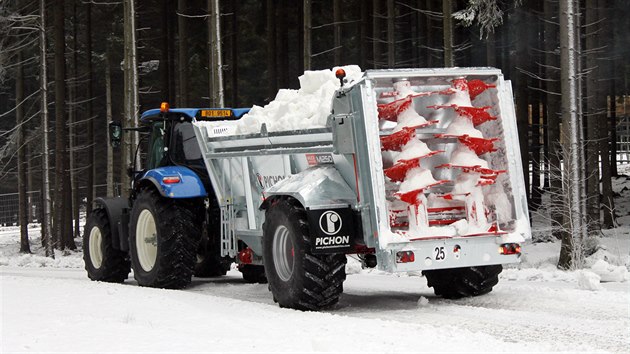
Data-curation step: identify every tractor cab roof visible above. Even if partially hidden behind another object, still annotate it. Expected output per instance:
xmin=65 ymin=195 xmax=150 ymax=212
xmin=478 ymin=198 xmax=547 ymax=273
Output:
xmin=140 ymin=107 xmax=250 ymax=124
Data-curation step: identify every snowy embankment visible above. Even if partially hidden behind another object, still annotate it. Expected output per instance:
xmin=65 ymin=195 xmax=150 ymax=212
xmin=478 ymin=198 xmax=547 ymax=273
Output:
xmin=2 ymin=204 xmax=629 ymax=352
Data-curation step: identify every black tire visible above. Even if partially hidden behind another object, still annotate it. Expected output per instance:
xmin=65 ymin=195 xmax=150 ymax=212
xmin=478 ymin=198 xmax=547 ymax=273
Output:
xmin=194 ymin=207 xmax=231 ymax=277
xmin=129 ymin=189 xmax=202 ymax=289
xmin=240 ymin=265 xmax=267 ymax=283
xmin=263 ymin=198 xmax=346 ymax=311
xmin=83 ymin=209 xmax=130 ymax=282
xmin=423 ymin=264 xmax=503 ymax=299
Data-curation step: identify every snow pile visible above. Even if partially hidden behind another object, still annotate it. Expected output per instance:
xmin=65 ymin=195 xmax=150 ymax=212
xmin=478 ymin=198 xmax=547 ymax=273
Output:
xmin=416 ymin=296 xmax=430 ymax=307
xmin=589 ymin=259 xmax=629 ymax=282
xmin=484 ymin=184 xmax=512 ymax=224
xmin=451 ymin=172 xmax=482 ymax=195
xmin=0 ymin=251 xmax=83 ymax=268
xmin=345 ymin=256 xmax=364 ymax=274
xmin=394 ymin=139 xmax=432 ymax=164
xmin=235 ymin=65 xmax=363 ymax=134
xmin=0 ymin=225 xmax=84 ymax=269
xmin=393 ymin=79 xmax=416 ymax=98
xmin=393 ymin=109 xmax=429 ymax=132
xmin=398 ymin=168 xmax=438 ymax=194
xmin=450 ymin=145 xmax=488 ymax=168
xmin=447 ymin=78 xmax=474 ymax=106
xmin=444 ymin=115 xmax=483 ymax=138
xmin=576 ymin=270 xmax=604 ymax=291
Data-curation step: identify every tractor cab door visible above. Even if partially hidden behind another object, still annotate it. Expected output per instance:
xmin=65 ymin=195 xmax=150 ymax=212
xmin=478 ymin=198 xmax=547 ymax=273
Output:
xmin=146 ymin=121 xmax=166 ymax=170
xmin=168 ymin=120 xmax=210 ymax=187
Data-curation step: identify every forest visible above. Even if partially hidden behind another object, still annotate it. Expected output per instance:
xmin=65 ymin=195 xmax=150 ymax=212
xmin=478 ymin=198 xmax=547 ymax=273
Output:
xmin=0 ymin=0 xmax=629 ymax=269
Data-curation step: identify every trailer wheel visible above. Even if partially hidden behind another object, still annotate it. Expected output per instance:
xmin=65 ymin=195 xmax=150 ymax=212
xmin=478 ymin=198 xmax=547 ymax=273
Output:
xmin=129 ymin=189 xmax=202 ymax=289
xmin=423 ymin=265 xmax=502 ymax=299
xmin=240 ymin=265 xmax=267 ymax=283
xmin=83 ymin=209 xmax=130 ymax=282
xmin=263 ymin=199 xmax=346 ymax=311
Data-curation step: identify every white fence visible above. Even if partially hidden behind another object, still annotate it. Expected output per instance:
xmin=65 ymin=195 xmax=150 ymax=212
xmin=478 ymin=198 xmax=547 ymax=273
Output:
xmin=0 ymin=184 xmax=121 ymax=226
xmin=618 ymin=115 xmax=630 ymax=164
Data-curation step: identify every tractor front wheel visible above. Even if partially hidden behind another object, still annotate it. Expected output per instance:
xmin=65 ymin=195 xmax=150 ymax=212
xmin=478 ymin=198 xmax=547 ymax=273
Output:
xmin=83 ymin=209 xmax=130 ymax=282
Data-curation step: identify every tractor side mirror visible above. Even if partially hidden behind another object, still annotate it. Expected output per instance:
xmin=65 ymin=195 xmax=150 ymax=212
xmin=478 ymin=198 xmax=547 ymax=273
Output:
xmin=109 ymin=121 xmax=122 ymax=148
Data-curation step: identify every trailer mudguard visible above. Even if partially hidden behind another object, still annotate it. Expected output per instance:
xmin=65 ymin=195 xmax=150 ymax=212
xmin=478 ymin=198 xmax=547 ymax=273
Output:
xmin=138 ymin=166 xmax=207 ymax=199
xmin=93 ymin=197 xmax=129 ymax=251
xmin=262 ymin=165 xmax=360 ymax=253
xmin=263 ymin=165 xmax=356 ymax=211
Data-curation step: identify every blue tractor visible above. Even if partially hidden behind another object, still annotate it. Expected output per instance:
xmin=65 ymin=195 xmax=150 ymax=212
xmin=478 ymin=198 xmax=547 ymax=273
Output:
xmin=82 ymin=105 xmax=265 ymax=288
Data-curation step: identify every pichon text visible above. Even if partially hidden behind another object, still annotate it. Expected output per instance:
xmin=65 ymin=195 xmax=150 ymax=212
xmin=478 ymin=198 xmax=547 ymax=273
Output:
xmin=315 ymin=235 xmax=350 ymax=246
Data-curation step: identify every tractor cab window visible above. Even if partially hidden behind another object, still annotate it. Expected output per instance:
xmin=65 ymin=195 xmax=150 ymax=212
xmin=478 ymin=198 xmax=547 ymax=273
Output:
xmin=146 ymin=121 xmax=165 ymax=170
xmin=171 ymin=121 xmax=203 ymax=167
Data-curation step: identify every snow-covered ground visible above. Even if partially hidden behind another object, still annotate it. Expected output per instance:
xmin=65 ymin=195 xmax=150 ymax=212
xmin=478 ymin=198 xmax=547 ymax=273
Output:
xmin=2 ymin=173 xmax=630 ymax=353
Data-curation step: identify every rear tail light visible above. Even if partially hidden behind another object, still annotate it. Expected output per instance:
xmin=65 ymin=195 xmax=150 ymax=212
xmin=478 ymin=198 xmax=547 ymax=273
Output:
xmin=396 ymin=251 xmax=415 ymax=263
xmin=238 ymin=247 xmax=254 ymax=264
xmin=499 ymin=243 xmax=521 ymax=255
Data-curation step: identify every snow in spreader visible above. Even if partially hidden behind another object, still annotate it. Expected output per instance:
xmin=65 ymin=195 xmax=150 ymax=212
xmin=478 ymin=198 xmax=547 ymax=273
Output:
xmin=84 ymin=67 xmax=531 ymax=311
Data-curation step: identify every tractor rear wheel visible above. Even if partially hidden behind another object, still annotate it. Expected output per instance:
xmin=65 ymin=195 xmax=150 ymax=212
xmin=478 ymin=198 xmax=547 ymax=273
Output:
xmin=129 ymin=189 xmax=202 ymax=289
xmin=423 ymin=265 xmax=503 ymax=299
xmin=263 ymin=198 xmax=346 ymax=311
xmin=83 ymin=209 xmax=130 ymax=282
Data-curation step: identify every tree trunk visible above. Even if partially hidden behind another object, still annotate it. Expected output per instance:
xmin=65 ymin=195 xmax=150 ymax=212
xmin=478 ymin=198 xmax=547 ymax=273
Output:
xmin=122 ymin=0 xmax=140 ymax=198
xmin=303 ymin=0 xmax=311 ymax=70
xmin=485 ymin=31 xmax=496 ymax=67
xmin=167 ymin=1 xmax=177 ymax=103
xmin=40 ymin=0 xmax=54 ymax=258
xmin=161 ymin=1 xmax=172 ymax=102
xmin=558 ymin=0 xmax=584 ymax=270
xmin=69 ymin=0 xmax=80 ymax=239
xmin=584 ymin=0 xmax=601 ymax=230
xmin=531 ymin=103 xmax=542 ymax=210
xmin=178 ymin=0 xmax=188 ymax=107
xmin=86 ymin=0 xmax=94 ymax=222
xmin=442 ymin=0 xmax=453 ymax=67
xmin=372 ymin=0 xmax=381 ymax=68
xmin=122 ymin=0 xmax=132 ymax=198
xmin=387 ymin=0 xmax=394 ymax=67
xmin=277 ymin=0 xmax=289 ymax=88
xmin=106 ymin=48 xmax=114 ymax=197
xmin=334 ymin=0 xmax=342 ymax=66
xmin=516 ymin=6 xmax=531 ymax=204
xmin=610 ymin=88 xmax=618 ymax=177
xmin=599 ymin=0 xmax=615 ymax=228
xmin=265 ymin=0 xmax=277 ymax=99
xmin=208 ymin=0 xmax=224 ymax=106
xmin=54 ymin=0 xmax=71 ymax=250
xmin=16 ymin=51 xmax=30 ymax=254
xmin=425 ymin=0 xmax=434 ymax=67
xmin=360 ymin=0 xmax=369 ymax=69
xmin=544 ymin=0 xmax=564 ymax=240
xmin=27 ymin=142 xmax=34 ymax=223
xmin=230 ymin=0 xmax=239 ymax=106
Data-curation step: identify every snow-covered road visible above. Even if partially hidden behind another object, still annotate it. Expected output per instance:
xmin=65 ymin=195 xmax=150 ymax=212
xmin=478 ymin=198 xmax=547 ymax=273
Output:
xmin=2 ymin=266 xmax=628 ymax=353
